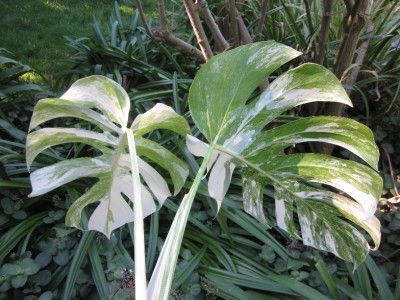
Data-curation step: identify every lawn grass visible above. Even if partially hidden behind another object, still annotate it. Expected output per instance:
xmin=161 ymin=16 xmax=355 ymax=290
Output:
xmin=0 ymin=0 xmax=155 ymax=80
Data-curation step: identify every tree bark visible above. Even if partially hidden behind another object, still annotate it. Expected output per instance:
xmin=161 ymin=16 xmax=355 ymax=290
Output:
xmin=307 ymin=0 xmax=332 ymax=115
xmin=321 ymin=0 xmax=369 ymax=154
xmin=237 ymin=12 xmax=253 ymax=44
xmin=256 ymin=0 xmax=268 ymax=40
xmin=326 ymin=0 xmax=368 ymax=117
xmin=228 ymin=0 xmax=240 ymax=46
xmin=315 ymin=0 xmax=333 ymax=65
xmin=346 ymin=22 xmax=374 ymax=93
xmin=197 ymin=0 xmax=230 ymax=51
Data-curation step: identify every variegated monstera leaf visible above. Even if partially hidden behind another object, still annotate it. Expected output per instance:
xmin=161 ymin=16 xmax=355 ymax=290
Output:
xmin=187 ymin=41 xmax=382 ymax=266
xmin=27 ymin=75 xmax=189 ymax=238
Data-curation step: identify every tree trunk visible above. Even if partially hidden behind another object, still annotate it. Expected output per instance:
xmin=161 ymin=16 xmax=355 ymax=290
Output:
xmin=326 ymin=0 xmax=369 ymax=117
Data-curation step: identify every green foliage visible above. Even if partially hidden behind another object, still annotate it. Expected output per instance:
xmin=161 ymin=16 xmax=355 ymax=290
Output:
xmin=61 ymin=1 xmax=192 ymax=90
xmin=0 ymin=50 xmax=47 ymax=103
xmin=1 ymin=1 xmax=399 ymax=299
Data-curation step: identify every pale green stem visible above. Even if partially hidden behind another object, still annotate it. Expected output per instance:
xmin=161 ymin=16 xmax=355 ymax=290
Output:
xmin=126 ymin=129 xmax=147 ymax=299
xmin=147 ymin=143 xmax=216 ymax=300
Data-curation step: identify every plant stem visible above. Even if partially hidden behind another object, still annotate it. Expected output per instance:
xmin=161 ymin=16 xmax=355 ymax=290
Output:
xmin=126 ymin=129 xmax=147 ymax=299
xmin=147 ymin=143 xmax=215 ymax=300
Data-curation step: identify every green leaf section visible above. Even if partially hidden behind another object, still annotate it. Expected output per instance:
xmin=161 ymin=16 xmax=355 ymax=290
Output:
xmin=189 ymin=41 xmax=302 ymax=142
xmin=136 ymin=137 xmax=189 ymax=195
xmin=29 ymin=98 xmax=120 ymax=133
xmin=131 ymin=103 xmax=190 ymax=137
xmin=263 ymin=153 xmax=382 ymax=218
xmin=243 ymin=116 xmax=379 ymax=170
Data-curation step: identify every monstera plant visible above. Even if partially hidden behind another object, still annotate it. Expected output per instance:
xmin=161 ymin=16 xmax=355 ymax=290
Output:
xmin=26 ymin=75 xmax=189 ymax=299
xmin=26 ymin=41 xmax=382 ymax=300
xmin=148 ymin=41 xmax=382 ymax=299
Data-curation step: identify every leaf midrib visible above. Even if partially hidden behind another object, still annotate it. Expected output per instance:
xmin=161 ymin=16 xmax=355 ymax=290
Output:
xmin=103 ymin=132 xmax=128 ymax=235
xmin=213 ymin=144 xmax=302 ymax=202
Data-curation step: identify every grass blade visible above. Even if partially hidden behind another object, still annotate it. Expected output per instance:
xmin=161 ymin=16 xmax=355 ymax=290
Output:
xmin=0 ymin=212 xmax=46 ymax=264
xmin=315 ymin=259 xmax=340 ymax=300
xmin=88 ymin=242 xmax=110 ymax=299
xmin=148 ymin=143 xmax=216 ymax=300
xmin=146 ymin=211 xmax=159 ymax=274
xmin=63 ymin=231 xmax=95 ymax=300
xmin=365 ymin=255 xmax=395 ymax=300
xmin=172 ymin=246 xmax=206 ymax=289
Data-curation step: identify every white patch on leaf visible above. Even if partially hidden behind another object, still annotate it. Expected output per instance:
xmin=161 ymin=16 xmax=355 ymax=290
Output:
xmin=208 ymin=154 xmax=235 ymax=210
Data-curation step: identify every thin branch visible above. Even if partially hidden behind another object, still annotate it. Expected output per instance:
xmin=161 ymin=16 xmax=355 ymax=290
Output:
xmin=196 ymin=0 xmax=230 ymax=51
xmin=383 ymin=147 xmax=399 ymax=197
xmin=155 ymin=31 xmax=205 ymax=60
xmin=315 ymin=0 xmax=333 ymax=64
xmin=149 ymin=0 xmax=204 ymax=61
xmin=343 ymin=0 xmax=354 ymax=13
xmin=157 ymin=0 xmax=169 ymax=33
xmin=228 ymin=0 xmax=240 ymax=46
xmin=135 ymin=0 xmax=158 ymax=40
xmin=183 ymin=0 xmax=213 ymax=60
xmin=256 ymin=0 xmax=268 ymax=40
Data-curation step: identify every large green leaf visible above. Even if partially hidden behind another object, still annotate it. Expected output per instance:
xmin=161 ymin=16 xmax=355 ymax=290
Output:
xmin=186 ymin=42 xmax=382 ymax=266
xmin=27 ymin=75 xmax=189 ymax=238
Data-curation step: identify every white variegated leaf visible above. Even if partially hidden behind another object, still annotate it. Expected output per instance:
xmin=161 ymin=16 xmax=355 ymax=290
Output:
xmin=186 ymin=134 xmax=219 ymax=172
xmin=27 ymin=75 xmax=189 ymax=237
xmin=150 ymin=42 xmax=382 ymax=300
xmin=208 ymin=153 xmax=236 ymax=210
xmin=274 ymin=179 xmax=381 ymax=266
xmin=27 ymin=75 xmax=190 ymax=300
xmin=241 ymin=168 xmax=269 ymax=227
xmin=185 ymin=42 xmax=382 ymax=265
